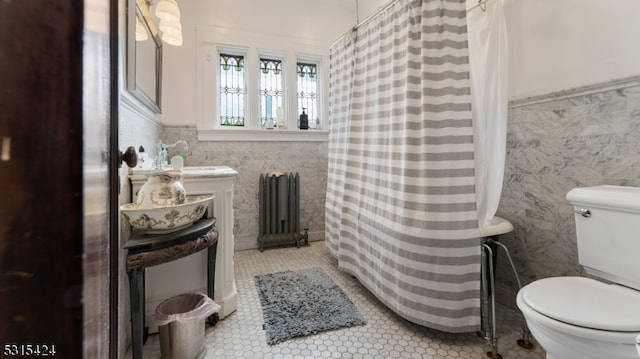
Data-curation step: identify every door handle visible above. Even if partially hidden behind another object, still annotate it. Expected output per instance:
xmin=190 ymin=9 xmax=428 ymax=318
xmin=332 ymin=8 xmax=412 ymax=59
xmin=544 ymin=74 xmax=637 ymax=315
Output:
xmin=118 ymin=146 xmax=138 ymax=168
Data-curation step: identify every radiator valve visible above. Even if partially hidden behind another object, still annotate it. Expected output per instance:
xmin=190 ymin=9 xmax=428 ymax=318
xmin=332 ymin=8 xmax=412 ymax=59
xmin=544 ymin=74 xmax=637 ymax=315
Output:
xmin=301 ymin=228 xmax=309 ymax=246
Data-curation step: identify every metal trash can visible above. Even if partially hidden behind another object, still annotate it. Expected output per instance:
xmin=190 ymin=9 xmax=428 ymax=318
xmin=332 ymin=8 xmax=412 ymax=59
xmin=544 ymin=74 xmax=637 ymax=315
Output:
xmin=155 ymin=293 xmax=220 ymax=359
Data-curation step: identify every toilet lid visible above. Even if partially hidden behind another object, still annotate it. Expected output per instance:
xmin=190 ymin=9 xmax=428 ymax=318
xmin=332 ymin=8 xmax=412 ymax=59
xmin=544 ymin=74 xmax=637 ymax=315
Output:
xmin=522 ymin=277 xmax=640 ymax=331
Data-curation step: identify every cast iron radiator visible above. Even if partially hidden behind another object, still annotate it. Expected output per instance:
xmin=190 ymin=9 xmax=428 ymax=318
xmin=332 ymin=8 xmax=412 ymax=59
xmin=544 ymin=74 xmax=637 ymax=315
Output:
xmin=257 ymin=172 xmax=308 ymax=251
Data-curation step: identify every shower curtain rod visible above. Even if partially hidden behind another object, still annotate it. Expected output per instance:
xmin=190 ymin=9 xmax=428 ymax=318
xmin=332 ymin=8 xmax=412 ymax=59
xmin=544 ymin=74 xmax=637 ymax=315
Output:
xmin=329 ymin=0 xmax=397 ymax=48
xmin=352 ymin=0 xmax=397 ymax=32
xmin=330 ymin=0 xmax=496 ymax=49
xmin=354 ymin=0 xmax=495 ymax=31
xmin=467 ymin=0 xmax=495 ymax=13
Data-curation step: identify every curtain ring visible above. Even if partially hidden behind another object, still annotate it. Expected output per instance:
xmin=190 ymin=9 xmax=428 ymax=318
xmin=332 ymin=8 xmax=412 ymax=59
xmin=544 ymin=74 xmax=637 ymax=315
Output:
xmin=478 ymin=0 xmax=487 ymax=11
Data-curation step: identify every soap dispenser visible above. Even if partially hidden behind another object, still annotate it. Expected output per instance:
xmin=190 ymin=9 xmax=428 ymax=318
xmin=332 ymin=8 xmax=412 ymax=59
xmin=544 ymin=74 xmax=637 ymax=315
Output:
xmin=137 ymin=145 xmax=148 ymax=169
xmin=299 ymin=108 xmax=309 ymax=130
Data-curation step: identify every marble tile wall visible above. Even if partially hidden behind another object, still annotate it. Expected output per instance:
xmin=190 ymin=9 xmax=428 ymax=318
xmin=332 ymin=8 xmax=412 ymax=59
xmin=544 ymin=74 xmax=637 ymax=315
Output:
xmin=162 ymin=127 xmax=329 ymax=251
xmin=123 ymin=80 xmax=640 ymax=315
xmin=494 ymin=80 xmax=640 ymax=306
xmin=119 ymin=103 xmax=162 ymax=160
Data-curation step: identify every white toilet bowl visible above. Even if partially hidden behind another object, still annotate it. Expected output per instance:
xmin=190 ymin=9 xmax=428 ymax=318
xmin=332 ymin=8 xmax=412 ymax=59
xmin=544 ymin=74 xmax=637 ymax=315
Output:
xmin=517 ymin=276 xmax=640 ymax=359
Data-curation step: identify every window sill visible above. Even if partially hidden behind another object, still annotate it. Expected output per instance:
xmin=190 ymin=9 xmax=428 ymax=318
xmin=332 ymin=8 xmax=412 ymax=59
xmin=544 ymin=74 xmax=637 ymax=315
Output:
xmin=197 ymin=129 xmax=328 ymax=142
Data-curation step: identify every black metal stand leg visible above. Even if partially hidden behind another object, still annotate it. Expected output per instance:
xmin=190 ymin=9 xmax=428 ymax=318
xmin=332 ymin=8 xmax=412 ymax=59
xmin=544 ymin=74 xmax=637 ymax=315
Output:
xmin=128 ymin=268 xmax=145 ymax=359
xmin=207 ymin=242 xmax=219 ymax=326
xmin=480 ymin=245 xmax=490 ymax=339
xmin=142 ymin=272 xmax=148 ymax=345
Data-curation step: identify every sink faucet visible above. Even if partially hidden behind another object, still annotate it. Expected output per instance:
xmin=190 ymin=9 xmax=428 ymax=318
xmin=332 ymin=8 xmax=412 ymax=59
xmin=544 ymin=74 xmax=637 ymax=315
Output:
xmin=155 ymin=143 xmax=168 ymax=170
xmin=155 ymin=140 xmax=188 ymax=170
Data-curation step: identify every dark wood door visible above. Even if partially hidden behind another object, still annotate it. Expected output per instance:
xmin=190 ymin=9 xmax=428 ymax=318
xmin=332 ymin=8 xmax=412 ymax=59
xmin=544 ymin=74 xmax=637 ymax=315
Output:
xmin=0 ymin=0 xmax=117 ymax=357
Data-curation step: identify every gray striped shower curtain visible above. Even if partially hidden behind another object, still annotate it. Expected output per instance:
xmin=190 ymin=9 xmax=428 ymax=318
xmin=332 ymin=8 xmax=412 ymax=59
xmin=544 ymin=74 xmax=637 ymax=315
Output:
xmin=326 ymin=0 xmax=481 ymax=332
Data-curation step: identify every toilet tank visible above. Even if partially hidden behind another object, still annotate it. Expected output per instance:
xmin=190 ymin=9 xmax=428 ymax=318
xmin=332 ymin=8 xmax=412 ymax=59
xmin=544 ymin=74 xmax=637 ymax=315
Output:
xmin=566 ymin=185 xmax=640 ymax=291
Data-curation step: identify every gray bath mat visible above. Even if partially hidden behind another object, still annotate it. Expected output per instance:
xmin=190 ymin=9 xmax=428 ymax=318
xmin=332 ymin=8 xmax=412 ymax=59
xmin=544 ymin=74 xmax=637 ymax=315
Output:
xmin=254 ymin=267 xmax=366 ymax=345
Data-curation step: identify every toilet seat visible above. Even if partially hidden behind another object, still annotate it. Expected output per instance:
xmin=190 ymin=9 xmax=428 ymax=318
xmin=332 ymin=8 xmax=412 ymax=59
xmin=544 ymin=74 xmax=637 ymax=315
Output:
xmin=521 ymin=276 xmax=640 ymax=332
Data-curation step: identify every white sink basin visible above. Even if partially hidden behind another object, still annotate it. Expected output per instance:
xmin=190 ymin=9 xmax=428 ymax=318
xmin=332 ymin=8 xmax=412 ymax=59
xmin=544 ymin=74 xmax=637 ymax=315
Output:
xmin=130 ymin=166 xmax=237 ymax=179
xmin=121 ymin=194 xmax=213 ymax=234
xmin=183 ymin=166 xmax=217 ymax=171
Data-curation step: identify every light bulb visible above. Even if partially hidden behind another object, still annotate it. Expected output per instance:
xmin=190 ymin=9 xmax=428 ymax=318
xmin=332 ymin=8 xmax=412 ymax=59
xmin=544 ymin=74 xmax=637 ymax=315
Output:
xmin=155 ymin=0 xmax=181 ymax=22
xmin=159 ymin=18 xmax=182 ymax=35
xmin=162 ymin=32 xmax=183 ymax=46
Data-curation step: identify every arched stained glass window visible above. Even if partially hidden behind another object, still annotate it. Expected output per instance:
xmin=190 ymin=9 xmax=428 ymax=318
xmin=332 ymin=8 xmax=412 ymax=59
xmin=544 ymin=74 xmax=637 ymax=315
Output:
xmin=219 ymin=54 xmax=245 ymax=126
xmin=259 ymin=58 xmax=283 ymax=128
xmin=296 ymin=62 xmax=318 ymax=129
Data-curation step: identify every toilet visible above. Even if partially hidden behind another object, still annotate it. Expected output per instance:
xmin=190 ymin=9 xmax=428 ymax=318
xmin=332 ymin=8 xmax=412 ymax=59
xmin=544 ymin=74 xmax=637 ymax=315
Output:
xmin=517 ymin=185 xmax=640 ymax=359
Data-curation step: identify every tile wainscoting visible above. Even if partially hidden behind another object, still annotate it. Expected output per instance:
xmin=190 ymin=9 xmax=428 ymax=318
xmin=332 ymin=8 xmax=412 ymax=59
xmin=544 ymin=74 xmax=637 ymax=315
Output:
xmin=155 ymin=78 xmax=640 ymax=309
xmin=495 ymin=78 xmax=640 ymax=307
xmin=162 ymin=128 xmax=329 ymax=251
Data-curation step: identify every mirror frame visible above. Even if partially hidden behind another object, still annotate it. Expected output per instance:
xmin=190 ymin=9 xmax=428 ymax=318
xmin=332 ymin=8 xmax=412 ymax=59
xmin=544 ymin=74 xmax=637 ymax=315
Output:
xmin=126 ymin=0 xmax=162 ymax=113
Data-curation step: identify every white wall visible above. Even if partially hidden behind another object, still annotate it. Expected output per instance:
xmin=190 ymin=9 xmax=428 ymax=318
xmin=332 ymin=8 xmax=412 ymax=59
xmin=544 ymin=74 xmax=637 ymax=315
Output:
xmin=356 ymin=0 xmax=391 ymax=24
xmin=161 ymin=0 xmax=640 ymax=122
xmin=496 ymin=0 xmax=640 ymax=99
xmin=161 ymin=0 xmax=359 ymax=126
xmin=363 ymin=0 xmax=640 ymax=101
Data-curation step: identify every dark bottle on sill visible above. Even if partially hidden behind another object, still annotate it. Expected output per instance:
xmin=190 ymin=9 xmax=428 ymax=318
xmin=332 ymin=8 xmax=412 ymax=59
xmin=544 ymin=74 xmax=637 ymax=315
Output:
xmin=299 ymin=108 xmax=309 ymax=130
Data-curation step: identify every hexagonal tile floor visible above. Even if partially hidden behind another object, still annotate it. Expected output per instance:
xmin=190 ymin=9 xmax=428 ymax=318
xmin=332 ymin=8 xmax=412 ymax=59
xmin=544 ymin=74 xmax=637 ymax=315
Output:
xmin=138 ymin=241 xmax=545 ymax=359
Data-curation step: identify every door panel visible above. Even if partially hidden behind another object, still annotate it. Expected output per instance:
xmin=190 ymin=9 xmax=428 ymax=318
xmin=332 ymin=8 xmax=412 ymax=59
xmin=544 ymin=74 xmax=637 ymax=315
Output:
xmin=0 ymin=0 xmax=117 ymax=357
xmin=84 ymin=0 xmax=118 ymax=357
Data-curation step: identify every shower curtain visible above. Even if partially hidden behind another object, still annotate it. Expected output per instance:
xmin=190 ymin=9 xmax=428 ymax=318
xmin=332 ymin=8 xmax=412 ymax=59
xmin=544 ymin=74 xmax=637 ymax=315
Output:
xmin=326 ymin=0 xmax=482 ymax=332
xmin=468 ymin=0 xmax=508 ymax=229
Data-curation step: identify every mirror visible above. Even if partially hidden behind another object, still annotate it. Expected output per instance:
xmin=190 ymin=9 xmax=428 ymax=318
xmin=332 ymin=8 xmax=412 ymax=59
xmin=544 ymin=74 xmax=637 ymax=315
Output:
xmin=127 ymin=0 xmax=162 ymax=112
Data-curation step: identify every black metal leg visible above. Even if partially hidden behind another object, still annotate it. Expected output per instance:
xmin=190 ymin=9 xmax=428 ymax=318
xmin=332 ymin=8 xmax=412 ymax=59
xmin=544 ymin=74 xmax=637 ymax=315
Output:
xmin=128 ymin=268 xmax=145 ymax=359
xmin=142 ymin=272 xmax=148 ymax=344
xmin=124 ymin=221 xmax=217 ymax=357
xmin=207 ymin=241 xmax=219 ymax=326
